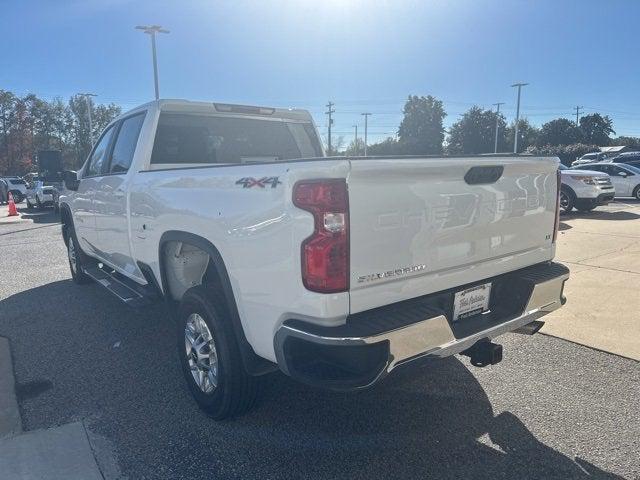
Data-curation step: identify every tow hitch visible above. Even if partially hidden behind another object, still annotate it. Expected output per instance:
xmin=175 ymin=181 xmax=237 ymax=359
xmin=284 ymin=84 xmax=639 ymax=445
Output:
xmin=461 ymin=340 xmax=503 ymax=367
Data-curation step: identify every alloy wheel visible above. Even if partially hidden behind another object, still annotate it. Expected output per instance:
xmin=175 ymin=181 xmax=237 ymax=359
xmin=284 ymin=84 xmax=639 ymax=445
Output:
xmin=184 ymin=313 xmax=219 ymax=394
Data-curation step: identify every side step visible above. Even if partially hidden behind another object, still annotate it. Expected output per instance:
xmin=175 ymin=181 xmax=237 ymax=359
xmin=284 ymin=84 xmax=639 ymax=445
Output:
xmin=83 ymin=264 xmax=160 ymax=308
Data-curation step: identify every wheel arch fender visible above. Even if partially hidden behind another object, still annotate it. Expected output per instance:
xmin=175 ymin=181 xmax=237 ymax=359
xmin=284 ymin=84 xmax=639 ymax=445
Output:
xmin=158 ymin=230 xmax=276 ymax=376
xmin=560 ymin=184 xmax=576 ymax=199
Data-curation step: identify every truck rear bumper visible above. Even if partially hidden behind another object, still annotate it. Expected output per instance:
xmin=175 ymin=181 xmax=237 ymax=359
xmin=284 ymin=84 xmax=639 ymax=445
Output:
xmin=274 ymin=262 xmax=569 ymax=390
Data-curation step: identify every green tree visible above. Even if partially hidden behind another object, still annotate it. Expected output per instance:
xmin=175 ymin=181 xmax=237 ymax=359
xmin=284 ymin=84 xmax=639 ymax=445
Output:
xmin=610 ymin=136 xmax=640 ymax=149
xmin=345 ymin=137 xmax=366 ymax=156
xmin=367 ymin=137 xmax=402 ymax=155
xmin=398 ymin=95 xmax=446 ymax=154
xmin=68 ymin=95 xmax=121 ymax=168
xmin=0 ymin=90 xmax=18 ymax=174
xmin=505 ymin=119 xmax=539 ymax=152
xmin=526 ymin=143 xmax=599 ymax=166
xmin=537 ymin=118 xmax=582 ymax=146
xmin=579 ymin=113 xmax=615 ymax=146
xmin=446 ymin=106 xmax=507 ymax=154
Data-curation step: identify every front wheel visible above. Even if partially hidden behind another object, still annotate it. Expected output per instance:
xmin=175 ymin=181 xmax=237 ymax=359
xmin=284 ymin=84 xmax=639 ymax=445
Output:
xmin=633 ymin=186 xmax=640 ymax=201
xmin=559 ymin=190 xmax=574 ymax=214
xmin=177 ymin=286 xmax=261 ymax=420
xmin=26 ymin=199 xmax=33 ymax=210
xmin=66 ymin=233 xmax=91 ymax=284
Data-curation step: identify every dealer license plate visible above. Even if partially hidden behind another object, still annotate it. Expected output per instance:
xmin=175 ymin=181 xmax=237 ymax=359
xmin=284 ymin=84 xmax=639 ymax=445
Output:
xmin=453 ymin=283 xmax=492 ymax=321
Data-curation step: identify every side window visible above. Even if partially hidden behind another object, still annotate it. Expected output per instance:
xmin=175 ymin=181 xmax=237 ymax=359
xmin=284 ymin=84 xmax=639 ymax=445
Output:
xmin=85 ymin=126 xmax=116 ymax=177
xmin=109 ymin=113 xmax=146 ymax=173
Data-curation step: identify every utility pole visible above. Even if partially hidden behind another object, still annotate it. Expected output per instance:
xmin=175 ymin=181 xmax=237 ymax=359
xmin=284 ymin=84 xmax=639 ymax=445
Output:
xmin=361 ymin=113 xmax=372 ymax=156
xmin=135 ymin=25 xmax=170 ymax=100
xmin=575 ymin=105 xmax=583 ymax=126
xmin=511 ymin=83 xmax=528 ymax=154
xmin=78 ymin=93 xmax=97 ymax=144
xmin=352 ymin=124 xmax=358 ymax=155
xmin=493 ymin=102 xmax=505 ymax=154
xmin=325 ymin=101 xmax=335 ymax=155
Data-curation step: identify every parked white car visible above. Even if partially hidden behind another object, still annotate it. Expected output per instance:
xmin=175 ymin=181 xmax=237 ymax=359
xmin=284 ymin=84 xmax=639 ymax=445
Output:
xmin=559 ymin=164 xmax=614 ymax=213
xmin=59 ymin=99 xmax=569 ymax=419
xmin=0 ymin=176 xmax=27 ymax=203
xmin=25 ymin=180 xmax=57 ymax=209
xmin=571 ymin=152 xmax=612 ymax=167
xmin=574 ymin=163 xmax=640 ymax=200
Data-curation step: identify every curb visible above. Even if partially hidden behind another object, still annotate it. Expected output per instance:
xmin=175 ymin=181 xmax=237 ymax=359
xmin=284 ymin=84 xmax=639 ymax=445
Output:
xmin=0 ymin=337 xmax=22 ymax=438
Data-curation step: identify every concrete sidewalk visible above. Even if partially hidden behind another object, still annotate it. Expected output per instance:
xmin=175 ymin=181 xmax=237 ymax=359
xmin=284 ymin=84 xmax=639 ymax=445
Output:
xmin=0 ymin=337 xmax=108 ymax=480
xmin=542 ymin=201 xmax=640 ymax=360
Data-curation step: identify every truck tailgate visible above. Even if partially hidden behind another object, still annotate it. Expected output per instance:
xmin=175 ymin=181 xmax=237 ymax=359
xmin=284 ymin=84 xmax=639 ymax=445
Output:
xmin=347 ymin=156 xmax=559 ymax=314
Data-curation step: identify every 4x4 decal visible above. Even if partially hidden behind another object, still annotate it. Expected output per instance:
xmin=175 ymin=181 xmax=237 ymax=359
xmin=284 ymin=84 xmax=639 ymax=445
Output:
xmin=235 ymin=177 xmax=281 ymax=189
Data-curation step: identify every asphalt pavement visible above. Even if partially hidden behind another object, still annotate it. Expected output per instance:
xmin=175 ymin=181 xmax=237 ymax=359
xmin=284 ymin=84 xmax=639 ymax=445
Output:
xmin=0 ymin=207 xmax=638 ymax=479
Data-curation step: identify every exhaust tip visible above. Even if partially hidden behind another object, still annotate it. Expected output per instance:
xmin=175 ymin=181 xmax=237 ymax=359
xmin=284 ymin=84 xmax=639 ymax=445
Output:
xmin=513 ymin=320 xmax=545 ymax=336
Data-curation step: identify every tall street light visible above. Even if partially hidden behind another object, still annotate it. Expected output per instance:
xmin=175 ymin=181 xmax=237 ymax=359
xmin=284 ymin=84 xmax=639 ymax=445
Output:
xmin=78 ymin=93 xmax=97 ymax=144
xmin=135 ymin=25 xmax=170 ymax=100
xmin=511 ymin=83 xmax=528 ymax=154
xmin=361 ymin=113 xmax=372 ymax=156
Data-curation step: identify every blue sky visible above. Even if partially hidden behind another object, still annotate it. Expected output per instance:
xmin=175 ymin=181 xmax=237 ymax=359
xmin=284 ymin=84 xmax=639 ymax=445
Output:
xmin=2 ymin=0 xmax=640 ymax=145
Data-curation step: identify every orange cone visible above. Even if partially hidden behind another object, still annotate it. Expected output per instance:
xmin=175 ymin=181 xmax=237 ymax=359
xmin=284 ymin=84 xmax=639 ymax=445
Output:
xmin=7 ymin=192 xmax=18 ymax=217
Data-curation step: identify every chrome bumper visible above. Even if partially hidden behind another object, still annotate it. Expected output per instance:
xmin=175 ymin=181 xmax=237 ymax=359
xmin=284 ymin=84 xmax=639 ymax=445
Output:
xmin=275 ymin=262 xmax=569 ymax=390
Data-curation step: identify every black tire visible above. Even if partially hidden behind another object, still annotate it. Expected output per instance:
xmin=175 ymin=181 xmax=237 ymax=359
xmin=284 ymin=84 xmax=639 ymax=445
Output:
xmin=559 ymin=189 xmax=574 ymax=214
xmin=633 ymin=185 xmax=640 ymax=201
xmin=65 ymin=229 xmax=91 ymax=284
xmin=36 ymin=196 xmax=42 ymax=209
xmin=26 ymin=199 xmax=33 ymax=210
xmin=177 ymin=285 xmax=260 ymax=420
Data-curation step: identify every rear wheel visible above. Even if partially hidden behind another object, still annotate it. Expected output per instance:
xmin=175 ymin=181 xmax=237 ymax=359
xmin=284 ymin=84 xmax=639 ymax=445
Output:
xmin=36 ymin=196 xmax=42 ymax=209
xmin=177 ymin=285 xmax=261 ymax=420
xmin=559 ymin=189 xmax=574 ymax=214
xmin=26 ymin=199 xmax=33 ymax=210
xmin=633 ymin=185 xmax=640 ymax=201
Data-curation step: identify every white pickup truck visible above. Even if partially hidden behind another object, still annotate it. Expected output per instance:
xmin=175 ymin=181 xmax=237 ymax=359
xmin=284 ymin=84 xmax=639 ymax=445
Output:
xmin=59 ymin=100 xmax=569 ymax=419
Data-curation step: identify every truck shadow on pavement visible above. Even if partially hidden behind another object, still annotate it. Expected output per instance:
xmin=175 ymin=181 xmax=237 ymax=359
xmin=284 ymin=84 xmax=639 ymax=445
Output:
xmin=0 ymin=280 xmax=625 ymax=480
xmin=563 ymin=210 xmax=640 ymax=221
xmin=16 ymin=208 xmax=60 ymax=224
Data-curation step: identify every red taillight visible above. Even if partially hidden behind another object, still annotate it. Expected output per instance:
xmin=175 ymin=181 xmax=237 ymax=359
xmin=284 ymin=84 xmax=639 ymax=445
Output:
xmin=293 ymin=179 xmax=349 ymax=293
xmin=553 ymin=168 xmax=561 ymax=243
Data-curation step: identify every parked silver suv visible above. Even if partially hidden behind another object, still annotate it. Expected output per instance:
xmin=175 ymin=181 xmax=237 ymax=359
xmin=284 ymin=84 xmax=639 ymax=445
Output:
xmin=559 ymin=164 xmax=614 ymax=213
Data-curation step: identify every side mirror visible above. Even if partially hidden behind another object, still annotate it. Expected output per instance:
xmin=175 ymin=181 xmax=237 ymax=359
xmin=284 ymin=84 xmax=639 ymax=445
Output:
xmin=63 ymin=170 xmax=80 ymax=191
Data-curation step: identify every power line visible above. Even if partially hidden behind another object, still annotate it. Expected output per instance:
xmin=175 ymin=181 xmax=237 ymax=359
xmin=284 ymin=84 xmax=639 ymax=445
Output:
xmin=575 ymin=106 xmax=583 ymax=125
xmin=361 ymin=113 xmax=372 ymax=156
xmin=325 ymin=101 xmax=335 ymax=153
xmin=511 ymin=83 xmax=529 ymax=153
xmin=493 ymin=102 xmax=505 ymax=154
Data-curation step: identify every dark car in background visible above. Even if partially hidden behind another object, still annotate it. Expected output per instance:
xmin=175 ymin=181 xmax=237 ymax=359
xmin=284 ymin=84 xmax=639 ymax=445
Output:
xmin=610 ymin=152 xmax=640 ymax=168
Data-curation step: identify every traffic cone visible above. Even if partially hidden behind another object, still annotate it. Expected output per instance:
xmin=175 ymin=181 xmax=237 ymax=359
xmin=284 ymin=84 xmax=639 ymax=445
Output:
xmin=7 ymin=192 xmax=18 ymax=217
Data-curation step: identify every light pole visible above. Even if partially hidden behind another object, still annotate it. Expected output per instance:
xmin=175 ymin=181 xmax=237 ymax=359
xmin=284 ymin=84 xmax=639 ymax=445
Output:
xmin=511 ymin=83 xmax=528 ymax=154
xmin=78 ymin=93 xmax=97 ymax=144
xmin=493 ymin=102 xmax=504 ymax=154
xmin=352 ymin=124 xmax=358 ymax=155
xmin=135 ymin=25 xmax=170 ymax=100
xmin=361 ymin=113 xmax=371 ymax=156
